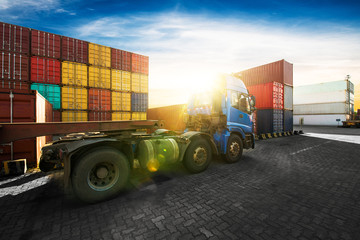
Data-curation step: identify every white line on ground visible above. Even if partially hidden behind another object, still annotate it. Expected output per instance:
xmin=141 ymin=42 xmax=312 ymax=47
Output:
xmin=303 ymin=133 xmax=360 ymax=145
xmin=290 ymin=140 xmax=332 ymax=155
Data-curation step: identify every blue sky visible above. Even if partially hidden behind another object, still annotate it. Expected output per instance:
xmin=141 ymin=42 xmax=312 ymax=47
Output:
xmin=1 ymin=0 xmax=360 ymax=107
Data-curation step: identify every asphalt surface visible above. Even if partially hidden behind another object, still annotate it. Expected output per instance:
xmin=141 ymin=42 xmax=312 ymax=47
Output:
xmin=1 ymin=126 xmax=360 ymax=240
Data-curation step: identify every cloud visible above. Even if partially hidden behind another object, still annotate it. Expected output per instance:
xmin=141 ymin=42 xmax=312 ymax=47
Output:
xmin=71 ymin=13 xmax=360 ymax=107
xmin=0 ymin=0 xmax=59 ymax=11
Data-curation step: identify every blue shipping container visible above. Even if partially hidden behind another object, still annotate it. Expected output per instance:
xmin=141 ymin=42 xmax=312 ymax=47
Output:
xmin=30 ymin=83 xmax=61 ymax=109
xmin=256 ymin=109 xmax=284 ymax=134
xmin=284 ymin=110 xmax=293 ymax=132
xmin=131 ymin=93 xmax=148 ymax=112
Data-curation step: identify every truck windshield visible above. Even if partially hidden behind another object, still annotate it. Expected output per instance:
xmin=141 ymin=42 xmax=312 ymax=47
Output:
xmin=189 ymin=91 xmax=222 ymax=114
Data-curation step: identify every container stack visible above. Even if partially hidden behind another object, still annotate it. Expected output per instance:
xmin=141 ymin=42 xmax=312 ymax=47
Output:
xmin=238 ymin=59 xmax=293 ymax=135
xmin=293 ymin=80 xmax=354 ymax=125
xmin=354 ymin=83 xmax=360 ymax=114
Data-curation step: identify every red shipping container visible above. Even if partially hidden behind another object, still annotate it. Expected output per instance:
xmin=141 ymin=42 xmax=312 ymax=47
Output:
xmin=131 ymin=53 xmax=141 ymax=73
xmin=30 ymin=56 xmax=61 ymax=84
xmin=88 ymin=111 xmax=111 ymax=121
xmin=0 ymin=22 xmax=30 ymax=54
xmin=140 ymin=55 xmax=149 ymax=75
xmin=31 ymin=30 xmax=61 ymax=59
xmin=61 ymin=36 xmax=88 ymax=63
xmin=1 ymin=80 xmax=31 ymax=94
xmin=52 ymin=110 xmax=61 ymax=122
xmin=88 ymin=88 xmax=111 ymax=111
xmin=0 ymin=91 xmax=52 ymax=168
xmin=247 ymin=82 xmax=284 ymax=109
xmin=1 ymin=51 xmax=29 ymax=81
xmin=111 ymin=49 xmax=131 ymax=71
xmin=238 ymin=59 xmax=293 ymax=87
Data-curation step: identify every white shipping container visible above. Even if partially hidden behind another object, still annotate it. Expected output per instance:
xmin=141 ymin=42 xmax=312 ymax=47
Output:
xmin=293 ymin=114 xmax=350 ymax=126
xmin=294 ymin=80 xmax=353 ymax=95
xmin=284 ymin=85 xmax=293 ymax=110
xmin=294 ymin=102 xmax=350 ymax=115
xmin=294 ymin=90 xmax=350 ymax=105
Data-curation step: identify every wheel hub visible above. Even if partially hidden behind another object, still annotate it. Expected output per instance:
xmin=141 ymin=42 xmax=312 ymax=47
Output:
xmin=230 ymin=142 xmax=240 ymax=157
xmin=193 ymin=147 xmax=207 ymax=165
xmin=88 ymin=163 xmax=118 ymax=191
xmin=96 ymin=167 xmax=109 ymax=179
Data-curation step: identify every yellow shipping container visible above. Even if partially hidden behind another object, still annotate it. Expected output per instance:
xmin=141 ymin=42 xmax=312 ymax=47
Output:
xmin=355 ymin=83 xmax=360 ymax=112
xmin=62 ymin=86 xmax=88 ymax=110
xmin=88 ymin=43 xmax=111 ymax=68
xmin=112 ymin=91 xmax=131 ymax=111
xmin=140 ymin=74 xmax=148 ymax=93
xmin=89 ymin=66 xmax=111 ymax=89
xmin=111 ymin=70 xmax=131 ymax=91
xmin=62 ymin=61 xmax=88 ymax=87
xmin=62 ymin=111 xmax=88 ymax=122
xmin=132 ymin=112 xmax=147 ymax=120
xmin=132 ymin=73 xmax=140 ymax=92
xmin=112 ymin=112 xmax=131 ymax=121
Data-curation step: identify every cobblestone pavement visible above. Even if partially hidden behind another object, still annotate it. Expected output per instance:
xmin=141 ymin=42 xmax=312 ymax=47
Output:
xmin=1 ymin=133 xmax=360 ymax=240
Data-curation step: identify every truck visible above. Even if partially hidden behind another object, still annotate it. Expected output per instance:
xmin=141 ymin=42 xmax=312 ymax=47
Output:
xmin=0 ymin=74 xmax=256 ymax=203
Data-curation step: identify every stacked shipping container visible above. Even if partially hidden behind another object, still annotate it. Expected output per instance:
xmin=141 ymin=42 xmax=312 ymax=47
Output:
xmin=238 ymin=59 xmax=293 ymax=135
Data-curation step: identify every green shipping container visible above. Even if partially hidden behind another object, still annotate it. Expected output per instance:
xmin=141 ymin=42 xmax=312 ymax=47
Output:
xmin=30 ymin=83 xmax=61 ymax=109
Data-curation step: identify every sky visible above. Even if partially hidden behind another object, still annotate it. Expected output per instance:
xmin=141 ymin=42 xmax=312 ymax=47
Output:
xmin=1 ymin=0 xmax=360 ymax=107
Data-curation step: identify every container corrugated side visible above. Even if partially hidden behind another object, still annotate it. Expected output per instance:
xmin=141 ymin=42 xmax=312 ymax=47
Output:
xmin=61 ymin=110 xmax=88 ymax=122
xmin=140 ymin=55 xmax=149 ymax=75
xmin=61 ymin=36 xmax=88 ymax=64
xmin=131 ymin=73 xmax=140 ymax=92
xmin=293 ymin=114 xmax=350 ymax=126
xmin=112 ymin=92 xmax=131 ymax=111
xmin=256 ymin=109 xmax=283 ymax=134
xmin=88 ymin=111 xmax=111 ymax=121
xmin=294 ymin=102 xmax=350 ymax=115
xmin=132 ymin=112 xmax=147 ymax=120
xmin=1 ymin=51 xmax=29 ymax=82
xmin=111 ymin=70 xmax=131 ymax=91
xmin=61 ymin=86 xmax=88 ymax=110
xmin=131 ymin=93 xmax=148 ymax=112
xmin=294 ymin=80 xmax=353 ymax=96
xmin=131 ymin=53 xmax=141 ymax=73
xmin=30 ymin=83 xmax=61 ymax=109
xmin=284 ymin=110 xmax=293 ymax=132
xmin=112 ymin=112 xmax=131 ymax=121
xmin=111 ymin=49 xmax=131 ymax=71
xmin=0 ymin=22 xmax=30 ymax=54
xmin=284 ymin=85 xmax=293 ymax=110
xmin=88 ymin=88 xmax=111 ymax=111
xmin=140 ymin=74 xmax=148 ymax=93
xmin=30 ymin=56 xmax=61 ymax=84
xmin=62 ymin=61 xmax=88 ymax=87
xmin=0 ymin=80 xmax=31 ymax=93
xmin=294 ymin=90 xmax=351 ymax=105
xmin=31 ymin=30 xmax=61 ymax=59
xmin=89 ymin=66 xmax=111 ymax=89
xmin=247 ymin=82 xmax=284 ymax=109
xmin=147 ymin=104 xmax=187 ymax=132
xmin=88 ymin=43 xmax=111 ymax=68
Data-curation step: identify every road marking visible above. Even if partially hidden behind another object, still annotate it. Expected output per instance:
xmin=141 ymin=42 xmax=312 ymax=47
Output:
xmin=303 ymin=133 xmax=360 ymax=145
xmin=290 ymin=140 xmax=331 ymax=155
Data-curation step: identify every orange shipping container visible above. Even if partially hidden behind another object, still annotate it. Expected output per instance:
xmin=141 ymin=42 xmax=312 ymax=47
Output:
xmin=147 ymin=104 xmax=187 ymax=132
xmin=88 ymin=88 xmax=111 ymax=111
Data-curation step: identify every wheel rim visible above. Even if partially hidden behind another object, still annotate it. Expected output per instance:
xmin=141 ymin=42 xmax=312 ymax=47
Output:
xmin=88 ymin=162 xmax=119 ymax=191
xmin=229 ymin=141 xmax=240 ymax=157
xmin=193 ymin=146 xmax=207 ymax=166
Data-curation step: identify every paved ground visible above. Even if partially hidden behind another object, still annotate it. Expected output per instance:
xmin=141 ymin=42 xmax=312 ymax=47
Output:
xmin=1 ymin=126 xmax=360 ymax=240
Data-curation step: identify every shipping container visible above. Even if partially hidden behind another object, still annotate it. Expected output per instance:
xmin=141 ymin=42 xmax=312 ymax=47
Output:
xmin=294 ymin=102 xmax=350 ymax=115
xmin=1 ymin=51 xmax=29 ymax=82
xmin=88 ymin=43 xmax=111 ymax=68
xmin=355 ymin=83 xmax=360 ymax=113
xmin=238 ymin=59 xmax=293 ymax=87
xmin=147 ymin=104 xmax=187 ymax=132
xmin=0 ymin=80 xmax=31 ymax=93
xmin=88 ymin=88 xmax=111 ymax=111
xmin=89 ymin=66 xmax=111 ymax=89
xmin=61 ymin=36 xmax=88 ymax=63
xmin=62 ymin=61 xmax=88 ymax=87
xmin=61 ymin=86 xmax=88 ymax=110
xmin=294 ymin=80 xmax=354 ymax=96
xmin=112 ymin=112 xmax=131 ymax=121
xmin=112 ymin=91 xmax=131 ymax=111
xmin=30 ymin=83 xmax=61 ymax=109
xmin=132 ymin=73 xmax=140 ymax=92
xmin=247 ymin=82 xmax=284 ymax=109
xmin=111 ymin=70 xmax=131 ymax=92
xmin=88 ymin=111 xmax=111 ymax=121
xmin=61 ymin=110 xmax=88 ymax=122
xmin=111 ymin=49 xmax=131 ymax=71
xmin=293 ymin=114 xmax=350 ymax=126
xmin=294 ymin=90 xmax=352 ymax=105
xmin=30 ymin=56 xmax=61 ymax=84
xmin=255 ymin=109 xmax=283 ymax=134
xmin=52 ymin=110 xmax=61 ymax=122
xmin=131 ymin=53 xmax=141 ymax=73
xmin=284 ymin=110 xmax=293 ymax=132
xmin=132 ymin=112 xmax=147 ymax=120
xmin=284 ymin=85 xmax=293 ymax=110
xmin=140 ymin=74 xmax=148 ymax=93
xmin=140 ymin=55 xmax=149 ymax=75
xmin=1 ymin=22 xmax=30 ymax=54
xmin=31 ymin=30 xmax=61 ymax=59
xmin=131 ymin=93 xmax=148 ymax=112
xmin=0 ymin=91 xmax=52 ymax=167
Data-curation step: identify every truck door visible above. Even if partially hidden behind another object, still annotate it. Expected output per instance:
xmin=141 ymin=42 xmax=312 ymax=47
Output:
xmin=227 ymin=90 xmax=253 ymax=133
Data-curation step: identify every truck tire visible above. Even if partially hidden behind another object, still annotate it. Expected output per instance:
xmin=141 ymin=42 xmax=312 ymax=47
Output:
xmin=183 ymin=138 xmax=212 ymax=173
xmin=71 ymin=147 xmax=130 ymax=203
xmin=225 ymin=134 xmax=243 ymax=163
xmin=39 ymin=161 xmax=55 ymax=172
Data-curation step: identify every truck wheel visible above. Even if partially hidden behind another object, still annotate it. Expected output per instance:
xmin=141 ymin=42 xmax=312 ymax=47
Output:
xmin=183 ymin=138 xmax=212 ymax=173
xmin=39 ymin=161 xmax=55 ymax=172
xmin=71 ymin=147 xmax=130 ymax=203
xmin=225 ymin=134 xmax=243 ymax=163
